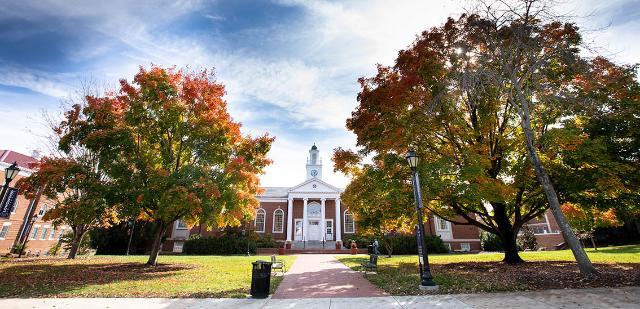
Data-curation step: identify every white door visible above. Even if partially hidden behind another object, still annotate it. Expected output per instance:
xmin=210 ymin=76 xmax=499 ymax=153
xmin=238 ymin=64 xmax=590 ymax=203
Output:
xmin=325 ymin=220 xmax=333 ymax=240
xmin=308 ymin=220 xmax=321 ymax=240
xmin=294 ymin=219 xmax=303 ymax=240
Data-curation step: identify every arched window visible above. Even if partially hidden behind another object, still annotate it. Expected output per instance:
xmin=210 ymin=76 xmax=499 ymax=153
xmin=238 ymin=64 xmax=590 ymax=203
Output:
xmin=344 ymin=210 xmax=355 ymax=234
xmin=255 ymin=209 xmax=266 ymax=233
xmin=273 ymin=209 xmax=284 ymax=233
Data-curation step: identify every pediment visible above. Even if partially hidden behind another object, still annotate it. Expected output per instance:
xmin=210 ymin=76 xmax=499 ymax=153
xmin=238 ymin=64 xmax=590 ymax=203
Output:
xmin=288 ymin=178 xmax=342 ymax=193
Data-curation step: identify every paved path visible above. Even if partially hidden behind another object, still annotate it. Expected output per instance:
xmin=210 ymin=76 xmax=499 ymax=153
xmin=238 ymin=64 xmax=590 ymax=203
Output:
xmin=1 ymin=287 xmax=638 ymax=308
xmin=271 ymin=254 xmax=386 ymax=298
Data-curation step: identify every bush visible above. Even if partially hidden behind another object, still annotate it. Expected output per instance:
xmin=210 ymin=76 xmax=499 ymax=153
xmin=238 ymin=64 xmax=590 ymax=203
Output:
xmin=183 ymin=231 xmax=278 ymax=255
xmin=518 ymin=225 xmax=538 ymax=251
xmin=480 ymin=231 xmax=504 ymax=251
xmin=343 ymin=234 xmax=448 ymax=255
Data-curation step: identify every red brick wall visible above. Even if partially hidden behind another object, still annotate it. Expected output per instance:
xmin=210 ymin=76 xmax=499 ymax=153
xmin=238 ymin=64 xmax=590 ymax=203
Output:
xmin=0 ymin=171 xmax=67 ymax=256
xmin=257 ymin=202 xmax=288 ymax=241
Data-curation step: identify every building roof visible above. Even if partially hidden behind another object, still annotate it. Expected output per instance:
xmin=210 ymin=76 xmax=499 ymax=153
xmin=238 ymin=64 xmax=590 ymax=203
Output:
xmin=258 ymin=187 xmax=291 ymax=198
xmin=0 ymin=150 xmax=38 ymax=169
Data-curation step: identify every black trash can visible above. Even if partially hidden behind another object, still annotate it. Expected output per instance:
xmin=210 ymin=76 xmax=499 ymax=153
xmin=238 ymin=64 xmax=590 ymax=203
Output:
xmin=250 ymin=260 xmax=272 ymax=298
xmin=367 ymin=245 xmax=373 ymax=255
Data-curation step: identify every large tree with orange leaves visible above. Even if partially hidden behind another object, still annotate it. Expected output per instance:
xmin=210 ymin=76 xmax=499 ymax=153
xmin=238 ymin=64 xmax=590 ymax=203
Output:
xmin=59 ymin=66 xmax=274 ymax=265
xmin=338 ymin=1 xmax=638 ymax=272
xmin=561 ymin=203 xmax=621 ymax=251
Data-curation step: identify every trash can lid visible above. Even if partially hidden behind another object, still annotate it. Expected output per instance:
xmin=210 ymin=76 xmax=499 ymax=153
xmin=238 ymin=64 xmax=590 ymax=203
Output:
xmin=252 ymin=260 xmax=273 ymax=265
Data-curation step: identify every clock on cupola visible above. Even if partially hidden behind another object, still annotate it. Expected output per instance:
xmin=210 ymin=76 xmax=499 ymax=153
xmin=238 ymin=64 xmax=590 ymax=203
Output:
xmin=306 ymin=144 xmax=323 ymax=180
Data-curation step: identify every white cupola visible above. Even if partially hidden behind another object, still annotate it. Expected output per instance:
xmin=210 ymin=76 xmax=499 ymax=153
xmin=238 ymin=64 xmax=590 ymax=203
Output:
xmin=306 ymin=144 xmax=322 ymax=180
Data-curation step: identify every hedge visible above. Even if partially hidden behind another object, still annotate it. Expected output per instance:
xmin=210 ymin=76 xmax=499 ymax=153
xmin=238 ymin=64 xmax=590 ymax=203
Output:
xmin=183 ymin=233 xmax=279 ymax=255
xmin=342 ymin=234 xmax=449 ymax=255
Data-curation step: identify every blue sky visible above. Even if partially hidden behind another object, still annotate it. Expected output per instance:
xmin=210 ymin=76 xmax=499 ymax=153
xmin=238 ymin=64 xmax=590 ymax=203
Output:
xmin=0 ymin=0 xmax=638 ymax=188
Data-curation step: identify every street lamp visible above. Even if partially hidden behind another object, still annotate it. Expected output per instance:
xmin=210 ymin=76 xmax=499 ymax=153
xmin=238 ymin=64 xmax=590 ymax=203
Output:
xmin=0 ymin=162 xmax=20 ymax=205
xmin=406 ymin=150 xmax=438 ymax=290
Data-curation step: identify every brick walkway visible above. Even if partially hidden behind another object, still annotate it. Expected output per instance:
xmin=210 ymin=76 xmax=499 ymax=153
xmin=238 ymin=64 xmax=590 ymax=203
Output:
xmin=271 ymin=254 xmax=386 ymax=299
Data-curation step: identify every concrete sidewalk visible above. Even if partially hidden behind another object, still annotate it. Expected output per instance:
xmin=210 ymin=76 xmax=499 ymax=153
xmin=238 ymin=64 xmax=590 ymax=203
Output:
xmin=1 ymin=287 xmax=638 ymax=308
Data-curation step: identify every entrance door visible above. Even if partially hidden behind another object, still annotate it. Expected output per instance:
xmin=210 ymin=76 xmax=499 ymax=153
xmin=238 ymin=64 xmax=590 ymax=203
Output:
xmin=308 ymin=220 xmax=321 ymax=241
xmin=325 ymin=219 xmax=333 ymax=240
xmin=294 ymin=219 xmax=303 ymax=240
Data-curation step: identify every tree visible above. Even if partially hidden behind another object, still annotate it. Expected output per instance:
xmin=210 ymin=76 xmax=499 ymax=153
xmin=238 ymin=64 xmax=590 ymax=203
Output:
xmin=338 ymin=14 xmax=550 ymax=264
xmin=562 ymin=202 xmax=621 ymax=250
xmin=59 ymin=66 xmax=274 ymax=265
xmin=16 ymin=155 xmax=114 ymax=259
xmin=472 ymin=0 xmax=596 ymax=276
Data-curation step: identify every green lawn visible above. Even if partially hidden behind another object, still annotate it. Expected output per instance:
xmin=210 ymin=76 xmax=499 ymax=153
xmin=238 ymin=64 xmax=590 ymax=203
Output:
xmin=338 ymin=244 xmax=640 ymax=295
xmin=0 ymin=255 xmax=296 ymax=298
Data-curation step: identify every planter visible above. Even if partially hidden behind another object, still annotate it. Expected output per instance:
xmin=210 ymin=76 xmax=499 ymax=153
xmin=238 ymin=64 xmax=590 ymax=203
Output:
xmin=335 ymin=242 xmax=341 ymax=250
xmin=350 ymin=248 xmax=357 ymax=255
xmin=278 ymin=247 xmax=285 ymax=255
xmin=285 ymin=242 xmax=291 ymax=250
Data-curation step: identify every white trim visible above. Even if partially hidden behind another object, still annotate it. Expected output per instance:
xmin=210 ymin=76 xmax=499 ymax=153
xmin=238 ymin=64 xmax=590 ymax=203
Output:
xmin=257 ymin=198 xmax=288 ymax=202
xmin=254 ymin=209 xmax=266 ymax=233
xmin=176 ymin=219 xmax=189 ymax=230
xmin=40 ymin=225 xmax=50 ymax=240
xmin=442 ymin=239 xmax=481 ymax=242
xmin=288 ymin=178 xmax=342 ymax=193
xmin=272 ymin=208 xmax=284 ymax=233
xmin=0 ymin=222 xmax=11 ymax=239
xmin=30 ymin=224 xmax=41 ymax=240
xmin=343 ymin=210 xmax=355 ymax=234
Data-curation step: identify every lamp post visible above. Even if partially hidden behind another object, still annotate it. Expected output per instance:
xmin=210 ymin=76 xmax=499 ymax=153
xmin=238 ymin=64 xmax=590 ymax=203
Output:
xmin=0 ymin=162 xmax=20 ymax=207
xmin=406 ymin=150 xmax=438 ymax=290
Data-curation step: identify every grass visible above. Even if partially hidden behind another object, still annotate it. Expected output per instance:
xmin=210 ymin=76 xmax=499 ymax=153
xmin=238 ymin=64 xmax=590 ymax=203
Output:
xmin=338 ymin=244 xmax=640 ymax=295
xmin=0 ymin=254 xmax=296 ymax=298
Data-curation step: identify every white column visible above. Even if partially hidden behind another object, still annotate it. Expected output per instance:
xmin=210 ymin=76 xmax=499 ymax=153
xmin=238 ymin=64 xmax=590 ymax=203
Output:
xmin=286 ymin=197 xmax=293 ymax=242
xmin=335 ymin=198 xmax=342 ymax=242
xmin=320 ymin=198 xmax=326 ymax=241
xmin=302 ymin=198 xmax=308 ymax=241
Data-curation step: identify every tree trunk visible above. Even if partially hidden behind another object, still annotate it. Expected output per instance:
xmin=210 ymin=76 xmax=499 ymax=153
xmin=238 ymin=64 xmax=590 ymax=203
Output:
xmin=146 ymin=221 xmax=168 ymax=266
xmin=493 ymin=202 xmax=524 ymax=263
xmin=634 ymin=220 xmax=640 ymax=235
xmin=67 ymin=227 xmax=86 ymax=259
xmin=514 ymin=85 xmax=597 ymax=275
xmin=590 ymin=235 xmax=598 ymax=251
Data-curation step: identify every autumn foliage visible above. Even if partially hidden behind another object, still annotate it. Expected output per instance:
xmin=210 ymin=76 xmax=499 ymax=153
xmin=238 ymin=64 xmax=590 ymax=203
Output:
xmin=57 ymin=66 xmax=273 ymax=265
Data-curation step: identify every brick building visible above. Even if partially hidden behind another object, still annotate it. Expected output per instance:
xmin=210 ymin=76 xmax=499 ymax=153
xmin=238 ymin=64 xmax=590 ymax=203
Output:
xmin=0 ymin=150 xmax=69 ymax=256
xmin=165 ymin=145 xmax=485 ymax=252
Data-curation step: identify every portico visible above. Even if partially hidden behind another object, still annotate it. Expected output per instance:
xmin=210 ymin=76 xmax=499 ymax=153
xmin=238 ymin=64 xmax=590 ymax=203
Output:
xmin=255 ymin=144 xmax=349 ymax=247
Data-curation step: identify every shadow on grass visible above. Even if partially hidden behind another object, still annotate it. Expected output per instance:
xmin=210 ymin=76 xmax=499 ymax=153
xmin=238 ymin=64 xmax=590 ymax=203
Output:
xmin=0 ymin=262 xmax=192 ymax=298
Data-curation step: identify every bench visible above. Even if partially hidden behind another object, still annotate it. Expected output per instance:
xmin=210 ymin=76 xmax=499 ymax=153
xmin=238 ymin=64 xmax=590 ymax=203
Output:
xmin=271 ymin=255 xmax=286 ymax=275
xmin=361 ymin=254 xmax=378 ymax=273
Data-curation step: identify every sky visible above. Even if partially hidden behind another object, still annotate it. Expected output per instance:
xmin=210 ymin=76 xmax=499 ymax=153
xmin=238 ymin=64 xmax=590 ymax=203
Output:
xmin=0 ymin=0 xmax=638 ymax=188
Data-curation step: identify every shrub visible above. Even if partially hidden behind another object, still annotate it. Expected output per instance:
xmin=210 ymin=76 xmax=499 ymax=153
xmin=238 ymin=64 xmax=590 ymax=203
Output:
xmin=518 ymin=225 xmax=538 ymax=251
xmin=183 ymin=231 xmax=278 ymax=255
xmin=480 ymin=231 xmax=504 ymax=251
xmin=343 ymin=234 xmax=448 ymax=255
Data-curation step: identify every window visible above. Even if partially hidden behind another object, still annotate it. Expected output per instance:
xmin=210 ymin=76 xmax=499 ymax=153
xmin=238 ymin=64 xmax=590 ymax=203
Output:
xmin=11 ymin=198 xmax=18 ymax=214
xmin=255 ymin=209 xmax=265 ymax=233
xmin=436 ymin=217 xmax=450 ymax=230
xmin=173 ymin=242 xmax=184 ymax=253
xmin=272 ymin=209 xmax=284 ymax=233
xmin=49 ymin=228 xmax=56 ymax=240
xmin=344 ymin=210 xmax=355 ymax=234
xmin=460 ymin=243 xmax=471 ymax=252
xmin=41 ymin=227 xmax=49 ymax=240
xmin=58 ymin=228 xmax=65 ymax=240
xmin=176 ymin=219 xmax=188 ymax=230
xmin=30 ymin=226 xmax=41 ymax=240
xmin=0 ymin=223 xmax=10 ymax=239
xmin=38 ymin=205 xmax=47 ymax=217
xmin=525 ymin=224 xmax=550 ymax=235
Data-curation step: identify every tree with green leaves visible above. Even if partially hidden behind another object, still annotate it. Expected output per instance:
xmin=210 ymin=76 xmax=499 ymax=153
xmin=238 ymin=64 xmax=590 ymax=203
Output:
xmin=58 ymin=66 xmax=274 ymax=265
